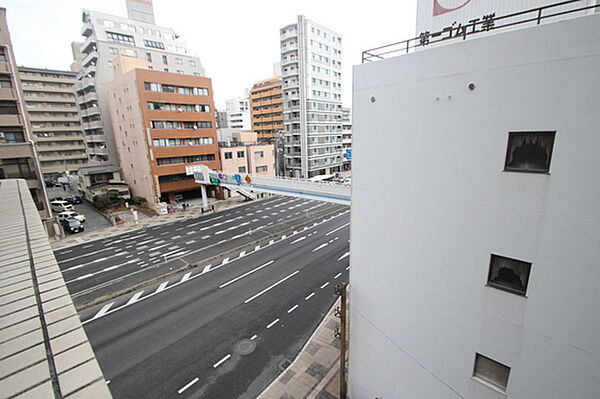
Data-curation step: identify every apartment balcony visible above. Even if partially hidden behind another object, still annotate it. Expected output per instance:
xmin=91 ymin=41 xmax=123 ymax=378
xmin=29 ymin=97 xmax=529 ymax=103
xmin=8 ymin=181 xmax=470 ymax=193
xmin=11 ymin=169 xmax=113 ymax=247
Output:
xmin=280 ymin=30 xmax=297 ymax=41
xmin=38 ymin=152 xmax=88 ymax=162
xmin=282 ymin=69 xmax=298 ymax=78
xmin=81 ymin=21 xmax=93 ymax=36
xmin=282 ymin=81 xmax=299 ymax=90
xmin=88 ymin=147 xmax=108 ymax=156
xmin=34 ymin=134 xmax=84 ymax=142
xmin=253 ymin=106 xmax=283 ymax=116
xmin=81 ymin=63 xmax=97 ymax=79
xmin=281 ymin=57 xmax=298 ymax=67
xmin=0 ymin=87 xmax=17 ymax=101
xmin=81 ymin=106 xmax=101 ymax=118
xmin=308 ymin=150 xmax=343 ymax=159
xmin=82 ymin=120 xmax=104 ymax=130
xmin=84 ymin=134 xmax=105 ymax=143
xmin=281 ymin=43 xmax=298 ymax=54
xmin=0 ymin=114 xmax=23 ymax=126
xmin=283 ymin=93 xmax=299 ymax=100
xmin=80 ymin=91 xmax=98 ymax=105
xmin=80 ymin=36 xmax=97 ymax=54
xmin=80 ymin=76 xmax=95 ymax=90
xmin=0 ymin=61 xmax=10 ymax=73
xmin=82 ymin=51 xmax=98 ymax=69
xmin=37 ymin=143 xmax=86 ymax=152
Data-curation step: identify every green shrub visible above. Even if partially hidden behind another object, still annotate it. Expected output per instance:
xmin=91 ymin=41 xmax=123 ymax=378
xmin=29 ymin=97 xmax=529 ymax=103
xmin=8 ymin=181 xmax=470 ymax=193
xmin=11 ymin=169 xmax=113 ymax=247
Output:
xmin=132 ymin=196 xmax=147 ymax=206
xmin=93 ymin=196 xmax=112 ymax=212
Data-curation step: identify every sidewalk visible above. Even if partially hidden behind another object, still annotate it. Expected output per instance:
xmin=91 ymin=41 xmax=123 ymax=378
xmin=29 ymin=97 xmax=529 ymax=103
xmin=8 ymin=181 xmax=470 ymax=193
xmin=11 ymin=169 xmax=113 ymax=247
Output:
xmin=258 ymin=299 xmax=344 ymax=399
xmin=50 ymin=194 xmax=253 ymax=250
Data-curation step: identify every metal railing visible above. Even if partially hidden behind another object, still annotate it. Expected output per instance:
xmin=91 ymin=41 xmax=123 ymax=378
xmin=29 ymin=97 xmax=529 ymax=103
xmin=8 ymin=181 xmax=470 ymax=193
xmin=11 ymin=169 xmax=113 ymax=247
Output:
xmin=362 ymin=0 xmax=599 ymax=63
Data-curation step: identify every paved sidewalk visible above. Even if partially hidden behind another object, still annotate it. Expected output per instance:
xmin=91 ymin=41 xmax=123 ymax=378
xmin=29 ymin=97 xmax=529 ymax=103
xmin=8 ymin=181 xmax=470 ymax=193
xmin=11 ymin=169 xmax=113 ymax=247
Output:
xmin=50 ymin=195 xmax=255 ymax=250
xmin=258 ymin=299 xmax=344 ymax=399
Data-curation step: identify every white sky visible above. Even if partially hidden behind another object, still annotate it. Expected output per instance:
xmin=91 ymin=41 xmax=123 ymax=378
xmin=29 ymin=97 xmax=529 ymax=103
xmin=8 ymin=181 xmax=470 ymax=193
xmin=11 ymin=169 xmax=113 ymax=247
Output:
xmin=2 ymin=0 xmax=417 ymax=109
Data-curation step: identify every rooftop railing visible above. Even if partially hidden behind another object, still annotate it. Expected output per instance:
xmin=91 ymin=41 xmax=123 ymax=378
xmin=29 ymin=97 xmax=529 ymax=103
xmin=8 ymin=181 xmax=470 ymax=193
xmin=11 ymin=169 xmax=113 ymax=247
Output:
xmin=362 ymin=0 xmax=599 ymax=63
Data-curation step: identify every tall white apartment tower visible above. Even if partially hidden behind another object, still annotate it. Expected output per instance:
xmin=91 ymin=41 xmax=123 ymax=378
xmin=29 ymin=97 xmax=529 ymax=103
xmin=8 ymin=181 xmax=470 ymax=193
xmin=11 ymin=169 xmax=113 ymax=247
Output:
xmin=225 ymin=97 xmax=251 ymax=130
xmin=75 ymin=0 xmax=205 ymax=165
xmin=280 ymin=16 xmax=344 ymax=178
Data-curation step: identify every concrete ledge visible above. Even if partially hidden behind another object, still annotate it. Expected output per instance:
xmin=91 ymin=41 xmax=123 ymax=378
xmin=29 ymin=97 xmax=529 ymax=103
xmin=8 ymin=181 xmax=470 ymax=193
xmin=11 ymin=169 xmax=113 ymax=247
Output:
xmin=0 ymin=179 xmax=112 ymax=399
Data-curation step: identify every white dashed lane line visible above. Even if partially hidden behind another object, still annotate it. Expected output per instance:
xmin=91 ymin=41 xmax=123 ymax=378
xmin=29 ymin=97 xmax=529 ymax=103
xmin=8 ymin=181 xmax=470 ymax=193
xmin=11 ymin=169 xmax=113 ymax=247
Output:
xmin=178 ymin=377 xmax=199 ymax=394
xmin=320 ymin=282 xmax=329 ymax=289
xmin=266 ymin=319 xmax=279 ymax=329
xmin=213 ymin=354 xmax=232 ymax=368
xmin=287 ymin=304 xmax=299 ymax=313
xmin=305 ymin=292 xmax=315 ymax=300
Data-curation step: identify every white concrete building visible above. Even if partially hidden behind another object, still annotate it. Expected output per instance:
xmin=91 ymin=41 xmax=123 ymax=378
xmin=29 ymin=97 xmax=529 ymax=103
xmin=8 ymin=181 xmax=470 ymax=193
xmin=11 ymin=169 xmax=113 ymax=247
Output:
xmin=225 ymin=97 xmax=251 ymax=130
xmin=74 ymin=0 xmax=205 ymax=165
xmin=280 ymin=16 xmax=344 ymax=178
xmin=350 ymin=9 xmax=600 ymax=399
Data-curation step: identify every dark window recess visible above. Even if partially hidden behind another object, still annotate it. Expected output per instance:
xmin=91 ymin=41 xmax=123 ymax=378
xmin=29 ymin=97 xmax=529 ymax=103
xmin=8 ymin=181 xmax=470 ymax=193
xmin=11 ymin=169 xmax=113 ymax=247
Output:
xmin=0 ymin=158 xmax=35 ymax=180
xmin=0 ymin=101 xmax=18 ymax=114
xmin=0 ymin=46 xmax=6 ymax=61
xmin=487 ymin=254 xmax=531 ymax=296
xmin=237 ymin=151 xmax=245 ymax=158
xmin=224 ymin=152 xmax=232 ymax=159
xmin=158 ymin=173 xmax=193 ymax=183
xmin=156 ymin=154 xmax=216 ymax=165
xmin=106 ymin=32 xmax=135 ymax=46
xmin=144 ymin=39 xmax=165 ymax=50
xmin=473 ymin=353 xmax=510 ymax=393
xmin=505 ymin=131 xmax=555 ymax=173
xmin=1 ymin=131 xmax=25 ymax=143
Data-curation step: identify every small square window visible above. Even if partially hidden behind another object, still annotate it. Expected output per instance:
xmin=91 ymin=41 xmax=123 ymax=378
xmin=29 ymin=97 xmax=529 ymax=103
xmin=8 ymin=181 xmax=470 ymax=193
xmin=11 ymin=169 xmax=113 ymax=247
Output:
xmin=487 ymin=254 xmax=531 ymax=296
xmin=504 ymin=131 xmax=555 ymax=173
xmin=224 ymin=152 xmax=232 ymax=159
xmin=473 ymin=353 xmax=510 ymax=393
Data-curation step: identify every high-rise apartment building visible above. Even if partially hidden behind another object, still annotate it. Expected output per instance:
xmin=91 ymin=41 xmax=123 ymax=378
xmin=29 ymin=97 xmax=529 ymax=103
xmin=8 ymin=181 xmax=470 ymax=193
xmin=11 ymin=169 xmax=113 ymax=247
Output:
xmin=249 ymin=76 xmax=283 ymax=142
xmin=350 ymin=6 xmax=600 ymax=399
xmin=75 ymin=0 xmax=205 ymax=165
xmin=107 ymin=56 xmax=220 ymax=209
xmin=19 ymin=67 xmax=88 ymax=180
xmin=225 ymin=97 xmax=251 ymax=130
xmin=280 ymin=16 xmax=344 ymax=178
xmin=341 ymin=107 xmax=351 ymax=171
xmin=0 ymin=8 xmax=50 ymax=219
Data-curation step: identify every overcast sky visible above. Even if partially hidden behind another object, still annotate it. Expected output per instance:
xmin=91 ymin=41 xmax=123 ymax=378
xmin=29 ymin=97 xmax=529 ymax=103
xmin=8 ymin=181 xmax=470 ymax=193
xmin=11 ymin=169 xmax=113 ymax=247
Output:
xmin=2 ymin=0 xmax=417 ymax=109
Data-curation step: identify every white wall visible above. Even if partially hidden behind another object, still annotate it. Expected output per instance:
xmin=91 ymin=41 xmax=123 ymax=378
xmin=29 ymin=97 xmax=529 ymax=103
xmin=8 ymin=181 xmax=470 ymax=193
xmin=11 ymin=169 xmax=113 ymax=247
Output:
xmin=415 ymin=0 xmax=599 ymax=36
xmin=350 ymin=14 xmax=600 ymax=399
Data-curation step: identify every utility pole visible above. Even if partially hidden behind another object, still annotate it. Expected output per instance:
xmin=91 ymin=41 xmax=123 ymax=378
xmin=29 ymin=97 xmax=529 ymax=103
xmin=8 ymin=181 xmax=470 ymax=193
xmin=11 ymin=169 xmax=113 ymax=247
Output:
xmin=335 ymin=282 xmax=348 ymax=398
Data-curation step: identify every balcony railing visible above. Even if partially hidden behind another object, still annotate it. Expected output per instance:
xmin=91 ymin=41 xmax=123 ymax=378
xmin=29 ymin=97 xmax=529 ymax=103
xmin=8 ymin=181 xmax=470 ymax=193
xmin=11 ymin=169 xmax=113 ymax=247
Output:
xmin=362 ymin=0 xmax=599 ymax=62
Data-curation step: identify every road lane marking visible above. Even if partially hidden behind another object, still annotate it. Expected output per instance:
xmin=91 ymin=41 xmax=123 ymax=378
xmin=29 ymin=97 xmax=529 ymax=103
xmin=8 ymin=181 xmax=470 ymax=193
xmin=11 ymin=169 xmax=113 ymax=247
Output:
xmin=83 ymin=244 xmax=93 ymax=249
xmin=58 ymin=249 xmax=72 ymax=254
xmin=305 ymin=293 xmax=315 ymax=300
xmin=320 ymin=282 xmax=330 ymax=289
xmin=266 ymin=319 xmax=279 ymax=329
xmin=185 ymin=240 xmax=196 ymax=244
xmin=219 ymin=260 xmax=274 ymax=289
xmin=202 ymin=264 xmax=212 ymax=274
xmin=155 ymin=282 xmax=168 ymax=293
xmin=178 ymin=377 xmax=199 ymax=394
xmin=221 ymin=257 xmax=230 ymax=265
xmin=287 ymin=304 xmax=299 ymax=313
xmin=126 ymin=291 xmax=144 ymax=306
xmin=103 ymin=265 xmax=118 ymax=272
xmin=172 ymin=235 xmax=182 ymax=239
xmin=334 ymin=273 xmax=342 ymax=279
xmin=244 ymin=271 xmax=299 ymax=304
xmin=181 ymin=272 xmax=192 ymax=283
xmin=201 ymin=235 xmax=211 ymax=239
xmin=291 ymin=236 xmax=306 ymax=244
xmin=76 ymin=273 xmax=93 ymax=281
xmin=346 ymin=266 xmax=350 ymax=270
xmin=213 ymin=354 xmax=232 ymax=368
xmin=250 ymin=335 xmax=258 ymax=340
xmin=92 ymin=302 xmax=114 ymax=320
xmin=176 ymin=227 xmax=183 ymax=231
xmin=312 ymin=243 xmax=328 ymax=252
xmin=337 ymin=251 xmax=350 ymax=261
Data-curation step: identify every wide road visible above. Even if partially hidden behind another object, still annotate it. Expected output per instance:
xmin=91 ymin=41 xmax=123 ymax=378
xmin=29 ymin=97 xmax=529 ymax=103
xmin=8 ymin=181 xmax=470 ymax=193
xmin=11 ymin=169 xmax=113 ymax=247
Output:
xmin=54 ymin=196 xmax=343 ymax=296
xmin=81 ymin=208 xmax=351 ymax=399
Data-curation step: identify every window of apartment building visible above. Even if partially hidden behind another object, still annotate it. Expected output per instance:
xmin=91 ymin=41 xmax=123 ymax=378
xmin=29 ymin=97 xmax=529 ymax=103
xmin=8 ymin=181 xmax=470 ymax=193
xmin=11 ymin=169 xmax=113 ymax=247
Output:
xmin=0 ymin=77 xmax=12 ymax=88
xmin=164 ymin=68 xmax=169 ymax=72
xmin=254 ymin=151 xmax=264 ymax=158
xmin=162 ymin=55 xmax=168 ymax=64
xmin=255 ymin=166 xmax=268 ymax=173
xmin=0 ymin=101 xmax=18 ymax=114
xmin=188 ymin=60 xmax=197 ymax=67
xmin=109 ymin=47 xmax=118 ymax=55
xmin=150 ymin=120 xmax=212 ymax=129
xmin=238 ymin=166 xmax=246 ymax=173
xmin=175 ymin=58 xmax=183 ymax=65
xmin=1 ymin=131 xmax=25 ymax=143
xmin=473 ymin=353 xmax=510 ymax=393
xmin=504 ymin=131 xmax=555 ymax=173
xmin=0 ymin=47 xmax=6 ymax=61
xmin=146 ymin=52 xmax=152 ymax=62
xmin=106 ymin=32 xmax=135 ymax=46
xmin=0 ymin=158 xmax=34 ymax=179
xmin=237 ymin=151 xmax=245 ymax=158
xmin=153 ymin=137 xmax=213 ymax=147
xmin=177 ymin=70 xmax=184 ymax=74
xmin=487 ymin=254 xmax=531 ymax=296
xmin=144 ymin=39 xmax=165 ymax=50
xmin=156 ymin=154 xmax=216 ymax=165
xmin=224 ymin=152 xmax=233 ymax=159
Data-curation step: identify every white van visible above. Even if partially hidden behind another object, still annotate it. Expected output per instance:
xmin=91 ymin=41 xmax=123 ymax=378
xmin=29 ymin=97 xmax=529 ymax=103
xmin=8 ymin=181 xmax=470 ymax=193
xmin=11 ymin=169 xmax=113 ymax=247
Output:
xmin=51 ymin=200 xmax=74 ymax=213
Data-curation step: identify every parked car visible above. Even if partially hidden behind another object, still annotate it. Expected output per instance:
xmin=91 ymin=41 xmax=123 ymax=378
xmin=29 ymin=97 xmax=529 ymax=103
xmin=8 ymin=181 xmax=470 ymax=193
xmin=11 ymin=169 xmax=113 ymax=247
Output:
xmin=60 ymin=218 xmax=84 ymax=234
xmin=50 ymin=200 xmax=74 ymax=213
xmin=51 ymin=197 xmax=63 ymax=202
xmin=64 ymin=195 xmax=83 ymax=204
xmin=56 ymin=211 xmax=85 ymax=223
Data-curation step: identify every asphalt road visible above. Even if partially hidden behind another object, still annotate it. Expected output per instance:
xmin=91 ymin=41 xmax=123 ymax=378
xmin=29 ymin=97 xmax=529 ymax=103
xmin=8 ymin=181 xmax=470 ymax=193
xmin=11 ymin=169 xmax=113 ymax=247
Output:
xmin=54 ymin=196 xmax=344 ymax=296
xmin=47 ymin=187 xmax=112 ymax=234
xmin=81 ymin=208 xmax=351 ymax=399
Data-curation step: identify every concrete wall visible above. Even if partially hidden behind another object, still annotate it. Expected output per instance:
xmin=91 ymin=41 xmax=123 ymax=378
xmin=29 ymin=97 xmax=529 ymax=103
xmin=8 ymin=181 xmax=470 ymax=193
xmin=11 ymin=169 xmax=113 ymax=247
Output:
xmin=350 ymin=14 xmax=600 ymax=399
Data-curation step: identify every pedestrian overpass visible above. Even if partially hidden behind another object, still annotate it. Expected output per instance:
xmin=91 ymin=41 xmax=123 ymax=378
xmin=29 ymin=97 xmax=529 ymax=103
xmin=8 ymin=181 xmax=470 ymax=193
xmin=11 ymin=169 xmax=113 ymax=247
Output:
xmin=185 ymin=165 xmax=351 ymax=209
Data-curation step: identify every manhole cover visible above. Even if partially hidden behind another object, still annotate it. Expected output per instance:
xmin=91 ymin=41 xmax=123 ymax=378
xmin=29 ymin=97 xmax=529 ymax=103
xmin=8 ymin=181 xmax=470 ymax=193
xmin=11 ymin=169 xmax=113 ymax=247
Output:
xmin=235 ymin=339 xmax=256 ymax=355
